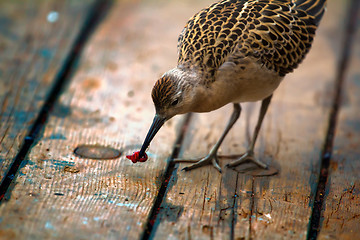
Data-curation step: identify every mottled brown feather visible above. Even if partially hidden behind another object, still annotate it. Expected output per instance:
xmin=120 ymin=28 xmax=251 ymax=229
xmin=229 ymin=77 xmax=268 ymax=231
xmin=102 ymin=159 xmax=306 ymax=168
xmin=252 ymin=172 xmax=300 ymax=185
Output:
xmin=177 ymin=0 xmax=326 ymax=79
xmin=151 ymin=0 xmax=326 ymax=115
xmin=151 ymin=76 xmax=176 ymax=113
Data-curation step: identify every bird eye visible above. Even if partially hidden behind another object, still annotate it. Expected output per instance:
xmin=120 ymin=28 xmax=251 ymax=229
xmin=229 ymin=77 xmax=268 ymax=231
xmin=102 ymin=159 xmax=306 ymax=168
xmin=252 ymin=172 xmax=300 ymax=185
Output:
xmin=171 ymin=99 xmax=179 ymax=106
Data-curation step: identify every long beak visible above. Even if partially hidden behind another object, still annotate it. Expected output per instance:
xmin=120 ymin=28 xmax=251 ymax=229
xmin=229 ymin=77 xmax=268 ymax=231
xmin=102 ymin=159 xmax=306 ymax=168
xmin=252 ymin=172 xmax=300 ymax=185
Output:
xmin=139 ymin=115 xmax=166 ymax=157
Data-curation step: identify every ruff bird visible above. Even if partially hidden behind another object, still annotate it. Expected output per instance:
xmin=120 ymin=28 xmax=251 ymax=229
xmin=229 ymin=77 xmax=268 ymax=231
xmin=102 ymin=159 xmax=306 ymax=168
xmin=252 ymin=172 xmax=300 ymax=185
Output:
xmin=129 ymin=0 xmax=326 ymax=172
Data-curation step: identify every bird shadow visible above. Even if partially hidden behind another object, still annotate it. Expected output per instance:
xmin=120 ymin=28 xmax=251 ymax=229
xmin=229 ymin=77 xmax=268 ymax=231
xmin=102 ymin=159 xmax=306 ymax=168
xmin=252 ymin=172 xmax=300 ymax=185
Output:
xmin=219 ymin=154 xmax=280 ymax=177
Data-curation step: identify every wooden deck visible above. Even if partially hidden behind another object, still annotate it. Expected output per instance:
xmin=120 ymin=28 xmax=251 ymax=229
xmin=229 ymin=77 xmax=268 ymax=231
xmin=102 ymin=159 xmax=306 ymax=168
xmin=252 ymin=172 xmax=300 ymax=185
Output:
xmin=0 ymin=0 xmax=359 ymax=239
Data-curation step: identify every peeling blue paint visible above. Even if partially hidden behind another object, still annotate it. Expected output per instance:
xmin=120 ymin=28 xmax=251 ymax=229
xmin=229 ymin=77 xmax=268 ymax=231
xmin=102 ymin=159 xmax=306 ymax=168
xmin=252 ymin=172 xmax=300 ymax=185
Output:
xmin=45 ymin=221 xmax=55 ymax=230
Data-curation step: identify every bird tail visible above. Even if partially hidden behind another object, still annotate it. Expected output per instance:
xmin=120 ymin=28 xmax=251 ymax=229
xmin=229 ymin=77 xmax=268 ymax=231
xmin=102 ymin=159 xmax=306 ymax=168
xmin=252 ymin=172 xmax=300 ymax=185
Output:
xmin=295 ymin=0 xmax=327 ymax=26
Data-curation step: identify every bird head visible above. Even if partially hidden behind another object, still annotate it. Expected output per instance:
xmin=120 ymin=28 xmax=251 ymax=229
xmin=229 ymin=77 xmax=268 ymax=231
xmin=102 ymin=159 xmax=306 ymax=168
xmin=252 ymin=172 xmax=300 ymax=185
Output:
xmin=139 ymin=71 xmax=195 ymax=157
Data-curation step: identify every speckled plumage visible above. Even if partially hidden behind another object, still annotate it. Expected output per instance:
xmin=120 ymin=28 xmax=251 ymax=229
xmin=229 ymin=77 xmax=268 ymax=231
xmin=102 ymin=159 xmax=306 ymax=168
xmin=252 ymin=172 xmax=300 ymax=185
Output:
xmin=151 ymin=0 xmax=326 ymax=118
xmin=140 ymin=0 xmax=326 ymax=171
xmin=177 ymin=0 xmax=325 ymax=78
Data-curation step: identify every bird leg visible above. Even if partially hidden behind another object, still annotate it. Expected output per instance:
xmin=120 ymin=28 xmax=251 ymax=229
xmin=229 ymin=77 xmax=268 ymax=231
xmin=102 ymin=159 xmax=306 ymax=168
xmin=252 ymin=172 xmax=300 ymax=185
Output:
xmin=225 ymin=94 xmax=273 ymax=169
xmin=174 ymin=103 xmax=241 ymax=173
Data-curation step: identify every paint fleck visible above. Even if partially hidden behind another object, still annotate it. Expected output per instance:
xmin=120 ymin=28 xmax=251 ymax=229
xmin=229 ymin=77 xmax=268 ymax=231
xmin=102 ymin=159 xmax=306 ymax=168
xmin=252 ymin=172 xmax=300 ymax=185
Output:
xmin=82 ymin=77 xmax=101 ymax=90
xmin=64 ymin=165 xmax=80 ymax=173
xmin=47 ymin=11 xmax=59 ymax=23
xmin=264 ymin=213 xmax=272 ymax=219
xmin=45 ymin=221 xmax=55 ymax=230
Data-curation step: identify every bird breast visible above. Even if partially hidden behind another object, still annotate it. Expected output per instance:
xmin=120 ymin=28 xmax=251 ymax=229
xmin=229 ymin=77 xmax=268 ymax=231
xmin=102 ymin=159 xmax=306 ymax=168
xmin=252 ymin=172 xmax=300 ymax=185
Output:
xmin=191 ymin=57 xmax=283 ymax=113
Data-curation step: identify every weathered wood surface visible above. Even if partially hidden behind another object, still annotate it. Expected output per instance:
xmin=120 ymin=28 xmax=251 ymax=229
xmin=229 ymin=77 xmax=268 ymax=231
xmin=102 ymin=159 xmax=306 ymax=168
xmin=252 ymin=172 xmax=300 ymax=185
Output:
xmin=0 ymin=0 xmax=359 ymax=239
xmin=153 ymin=0 xmax=351 ymax=239
xmin=0 ymin=0 xmax=94 ymax=179
xmin=318 ymin=6 xmax=360 ymax=239
xmin=0 ymin=0 xmax=192 ymax=239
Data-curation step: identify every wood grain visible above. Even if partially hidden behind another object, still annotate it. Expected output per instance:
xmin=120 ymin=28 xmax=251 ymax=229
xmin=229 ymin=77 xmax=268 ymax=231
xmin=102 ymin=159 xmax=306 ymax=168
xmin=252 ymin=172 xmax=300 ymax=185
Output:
xmin=0 ymin=0 xmax=358 ymax=239
xmin=0 ymin=0 xmax=94 ymax=179
xmin=153 ymin=0 xmax=349 ymax=239
xmin=318 ymin=5 xmax=360 ymax=239
xmin=0 ymin=0 xmax=195 ymax=239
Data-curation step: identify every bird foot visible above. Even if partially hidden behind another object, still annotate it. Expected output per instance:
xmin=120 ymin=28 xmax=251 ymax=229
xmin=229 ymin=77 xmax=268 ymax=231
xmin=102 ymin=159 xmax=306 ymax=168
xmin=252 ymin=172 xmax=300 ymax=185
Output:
xmin=173 ymin=153 xmax=222 ymax=173
xmin=224 ymin=151 xmax=267 ymax=169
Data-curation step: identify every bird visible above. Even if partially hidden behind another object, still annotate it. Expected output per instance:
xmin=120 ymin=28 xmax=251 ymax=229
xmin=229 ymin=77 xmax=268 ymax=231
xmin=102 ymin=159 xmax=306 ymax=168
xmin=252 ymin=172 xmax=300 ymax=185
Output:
xmin=130 ymin=0 xmax=327 ymax=172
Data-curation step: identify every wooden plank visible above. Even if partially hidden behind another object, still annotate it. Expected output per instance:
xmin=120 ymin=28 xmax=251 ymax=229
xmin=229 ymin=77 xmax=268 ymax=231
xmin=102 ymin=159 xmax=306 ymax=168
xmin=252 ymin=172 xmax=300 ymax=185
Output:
xmin=0 ymin=0 xmax=195 ymax=239
xmin=153 ymin=111 xmax=253 ymax=239
xmin=0 ymin=0 xmax=95 ymax=179
xmin=153 ymin=0 xmax=348 ymax=239
xmin=318 ymin=4 xmax=360 ymax=239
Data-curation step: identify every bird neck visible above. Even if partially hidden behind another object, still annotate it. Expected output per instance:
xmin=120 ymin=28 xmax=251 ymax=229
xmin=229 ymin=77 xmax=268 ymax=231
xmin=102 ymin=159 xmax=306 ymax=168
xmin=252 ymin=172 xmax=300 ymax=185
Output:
xmin=164 ymin=67 xmax=230 ymax=113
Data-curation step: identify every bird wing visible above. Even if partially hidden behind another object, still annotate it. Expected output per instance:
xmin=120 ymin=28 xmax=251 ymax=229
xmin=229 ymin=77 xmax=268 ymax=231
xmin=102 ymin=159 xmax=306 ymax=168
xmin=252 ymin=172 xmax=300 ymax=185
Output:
xmin=177 ymin=0 xmax=326 ymax=79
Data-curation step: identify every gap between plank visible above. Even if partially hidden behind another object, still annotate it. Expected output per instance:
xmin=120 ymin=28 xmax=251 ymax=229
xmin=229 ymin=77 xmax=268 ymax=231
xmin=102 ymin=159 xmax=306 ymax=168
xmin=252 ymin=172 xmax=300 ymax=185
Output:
xmin=0 ymin=0 xmax=113 ymax=203
xmin=141 ymin=113 xmax=193 ymax=240
xmin=307 ymin=0 xmax=360 ymax=239
xmin=248 ymin=177 xmax=255 ymax=239
xmin=230 ymin=173 xmax=240 ymax=240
